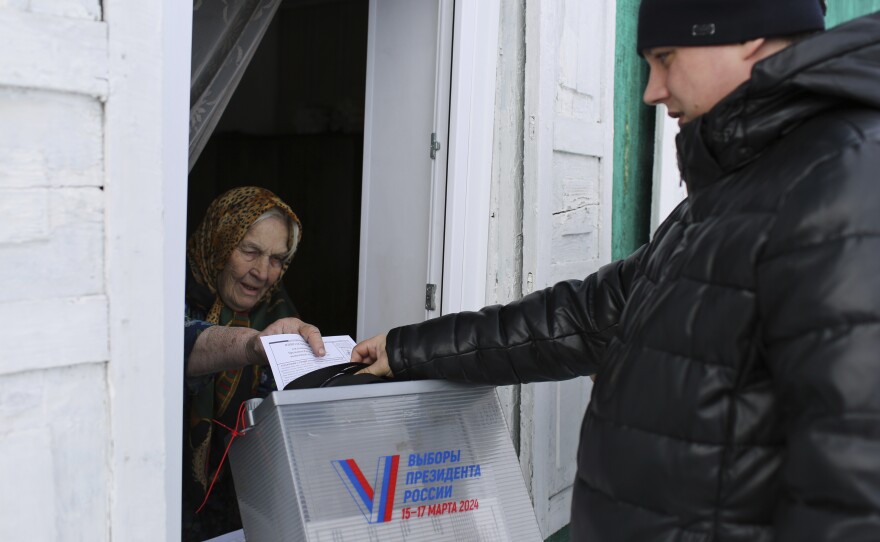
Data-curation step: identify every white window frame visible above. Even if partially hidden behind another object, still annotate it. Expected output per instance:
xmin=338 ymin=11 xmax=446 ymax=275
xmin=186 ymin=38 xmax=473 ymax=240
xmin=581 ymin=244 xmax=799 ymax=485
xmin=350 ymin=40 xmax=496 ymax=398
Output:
xmin=441 ymin=0 xmax=500 ymax=314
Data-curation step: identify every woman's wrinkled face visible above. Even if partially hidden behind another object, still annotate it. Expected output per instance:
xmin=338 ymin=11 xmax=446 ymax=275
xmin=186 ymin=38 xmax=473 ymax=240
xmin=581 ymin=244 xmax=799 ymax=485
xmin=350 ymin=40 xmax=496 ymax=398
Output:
xmin=217 ymin=216 xmax=289 ymax=313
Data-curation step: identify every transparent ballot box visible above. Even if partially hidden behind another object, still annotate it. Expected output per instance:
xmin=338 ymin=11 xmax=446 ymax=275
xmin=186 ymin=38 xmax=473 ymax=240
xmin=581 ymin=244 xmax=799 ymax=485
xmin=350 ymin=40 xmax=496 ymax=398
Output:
xmin=228 ymin=381 xmax=542 ymax=541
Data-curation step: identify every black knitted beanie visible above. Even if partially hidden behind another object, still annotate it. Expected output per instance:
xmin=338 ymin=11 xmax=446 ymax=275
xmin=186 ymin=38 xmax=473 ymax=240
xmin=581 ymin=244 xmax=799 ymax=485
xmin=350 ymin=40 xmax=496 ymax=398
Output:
xmin=637 ymin=0 xmax=825 ymax=53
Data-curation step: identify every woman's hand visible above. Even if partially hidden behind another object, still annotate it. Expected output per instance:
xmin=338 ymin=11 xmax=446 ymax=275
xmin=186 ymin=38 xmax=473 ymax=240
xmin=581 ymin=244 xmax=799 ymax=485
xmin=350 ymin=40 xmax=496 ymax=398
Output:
xmin=189 ymin=317 xmax=326 ymax=377
xmin=260 ymin=317 xmax=325 ymax=356
xmin=351 ymin=333 xmax=394 ymax=378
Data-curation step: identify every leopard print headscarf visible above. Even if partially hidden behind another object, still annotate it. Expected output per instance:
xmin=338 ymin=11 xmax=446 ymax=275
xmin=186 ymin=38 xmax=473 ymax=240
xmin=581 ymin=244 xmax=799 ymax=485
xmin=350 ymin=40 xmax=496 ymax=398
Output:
xmin=187 ymin=186 xmax=302 ymax=323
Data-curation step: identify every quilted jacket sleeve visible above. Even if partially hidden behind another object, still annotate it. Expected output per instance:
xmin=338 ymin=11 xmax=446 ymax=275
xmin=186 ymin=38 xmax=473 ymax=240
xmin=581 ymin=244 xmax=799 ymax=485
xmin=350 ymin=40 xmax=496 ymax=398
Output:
xmin=385 ymin=244 xmax=645 ymax=385
xmin=758 ymin=137 xmax=880 ymax=540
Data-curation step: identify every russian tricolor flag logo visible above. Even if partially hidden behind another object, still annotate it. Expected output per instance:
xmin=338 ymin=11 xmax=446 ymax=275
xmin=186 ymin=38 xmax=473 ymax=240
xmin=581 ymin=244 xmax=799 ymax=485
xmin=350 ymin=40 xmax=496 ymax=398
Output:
xmin=331 ymin=455 xmax=400 ymax=524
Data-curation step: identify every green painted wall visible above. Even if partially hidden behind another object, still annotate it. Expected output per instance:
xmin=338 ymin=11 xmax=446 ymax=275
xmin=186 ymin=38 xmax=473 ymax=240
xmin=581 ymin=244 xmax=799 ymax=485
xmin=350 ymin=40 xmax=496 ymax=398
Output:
xmin=545 ymin=524 xmax=569 ymax=542
xmin=826 ymin=1 xmax=880 ymax=26
xmin=607 ymin=1 xmax=880 ymax=264
xmin=612 ymin=0 xmax=655 ymax=260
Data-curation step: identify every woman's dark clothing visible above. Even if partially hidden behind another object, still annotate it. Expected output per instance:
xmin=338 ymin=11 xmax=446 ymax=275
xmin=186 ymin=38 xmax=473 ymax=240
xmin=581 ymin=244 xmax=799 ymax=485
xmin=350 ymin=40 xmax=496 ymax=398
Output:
xmin=182 ymin=284 xmax=296 ymax=542
xmin=384 ymin=14 xmax=880 ymax=541
xmin=182 ymin=186 xmax=302 ymax=542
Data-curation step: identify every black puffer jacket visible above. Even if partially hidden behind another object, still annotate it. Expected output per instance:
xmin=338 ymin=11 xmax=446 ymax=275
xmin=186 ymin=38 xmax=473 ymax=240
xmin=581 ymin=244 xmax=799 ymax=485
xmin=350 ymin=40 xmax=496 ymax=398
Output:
xmin=386 ymin=13 xmax=880 ymax=542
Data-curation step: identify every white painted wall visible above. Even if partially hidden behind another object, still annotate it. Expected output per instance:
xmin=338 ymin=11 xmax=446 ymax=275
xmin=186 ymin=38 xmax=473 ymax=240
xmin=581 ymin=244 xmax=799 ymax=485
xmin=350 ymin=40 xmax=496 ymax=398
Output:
xmin=0 ymin=1 xmax=190 ymax=540
xmin=0 ymin=5 xmax=109 ymax=541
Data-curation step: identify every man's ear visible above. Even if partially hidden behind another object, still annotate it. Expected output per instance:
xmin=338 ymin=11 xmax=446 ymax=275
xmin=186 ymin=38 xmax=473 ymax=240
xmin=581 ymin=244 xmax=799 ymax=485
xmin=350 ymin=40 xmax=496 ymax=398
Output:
xmin=743 ymin=37 xmax=791 ymax=64
xmin=740 ymin=38 xmax=767 ymax=61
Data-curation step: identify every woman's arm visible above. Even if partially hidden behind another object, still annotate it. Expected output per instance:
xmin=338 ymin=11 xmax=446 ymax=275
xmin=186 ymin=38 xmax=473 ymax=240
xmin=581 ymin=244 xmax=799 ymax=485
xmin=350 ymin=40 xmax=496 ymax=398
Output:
xmin=186 ymin=317 xmax=325 ymax=377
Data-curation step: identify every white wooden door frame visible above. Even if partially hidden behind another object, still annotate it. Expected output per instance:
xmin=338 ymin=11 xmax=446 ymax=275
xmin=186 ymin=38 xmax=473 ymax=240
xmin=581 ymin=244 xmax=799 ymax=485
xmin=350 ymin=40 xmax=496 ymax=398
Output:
xmin=522 ymin=0 xmax=617 ymax=536
xmin=522 ymin=0 xmax=563 ymax=533
xmin=109 ymin=0 xmax=192 ymax=538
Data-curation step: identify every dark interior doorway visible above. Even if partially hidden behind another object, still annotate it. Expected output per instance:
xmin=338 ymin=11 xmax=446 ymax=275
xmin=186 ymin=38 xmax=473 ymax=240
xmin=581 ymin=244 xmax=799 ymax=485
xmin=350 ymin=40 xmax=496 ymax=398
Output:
xmin=188 ymin=0 xmax=369 ymax=337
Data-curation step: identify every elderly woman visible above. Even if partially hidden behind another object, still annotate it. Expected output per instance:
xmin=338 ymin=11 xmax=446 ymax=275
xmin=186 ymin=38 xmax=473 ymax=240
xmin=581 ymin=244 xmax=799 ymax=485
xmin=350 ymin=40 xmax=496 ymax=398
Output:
xmin=182 ymin=186 xmax=323 ymax=541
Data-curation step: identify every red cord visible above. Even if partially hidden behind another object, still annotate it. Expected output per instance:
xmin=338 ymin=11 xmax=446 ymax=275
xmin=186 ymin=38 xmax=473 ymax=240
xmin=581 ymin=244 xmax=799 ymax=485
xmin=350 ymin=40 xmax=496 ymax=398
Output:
xmin=196 ymin=401 xmax=249 ymax=514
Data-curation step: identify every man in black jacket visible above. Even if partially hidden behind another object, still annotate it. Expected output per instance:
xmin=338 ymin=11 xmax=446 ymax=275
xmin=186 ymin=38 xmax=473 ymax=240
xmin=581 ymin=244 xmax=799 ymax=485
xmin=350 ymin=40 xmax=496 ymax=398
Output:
xmin=354 ymin=2 xmax=880 ymax=540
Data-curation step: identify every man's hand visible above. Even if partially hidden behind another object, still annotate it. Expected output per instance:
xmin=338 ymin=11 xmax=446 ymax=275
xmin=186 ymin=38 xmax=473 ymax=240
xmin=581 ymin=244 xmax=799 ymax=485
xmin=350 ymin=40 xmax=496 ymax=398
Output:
xmin=352 ymin=333 xmax=394 ymax=378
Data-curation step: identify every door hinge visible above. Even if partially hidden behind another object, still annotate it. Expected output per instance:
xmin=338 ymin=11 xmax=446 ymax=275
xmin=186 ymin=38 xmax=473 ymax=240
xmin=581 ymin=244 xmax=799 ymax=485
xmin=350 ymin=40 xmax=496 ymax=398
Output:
xmin=430 ymin=132 xmax=441 ymax=159
xmin=425 ymin=283 xmax=437 ymax=310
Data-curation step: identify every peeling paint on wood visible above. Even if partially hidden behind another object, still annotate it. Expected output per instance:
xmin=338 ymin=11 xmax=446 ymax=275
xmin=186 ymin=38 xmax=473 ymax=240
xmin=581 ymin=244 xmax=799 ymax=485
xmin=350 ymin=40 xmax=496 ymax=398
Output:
xmin=555 ymin=154 xmax=599 ymax=211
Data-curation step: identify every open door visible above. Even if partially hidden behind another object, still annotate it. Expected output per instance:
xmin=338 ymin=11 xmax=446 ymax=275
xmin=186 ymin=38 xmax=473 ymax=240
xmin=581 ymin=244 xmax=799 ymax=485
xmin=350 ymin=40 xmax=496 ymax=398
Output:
xmin=357 ymin=0 xmax=453 ymax=340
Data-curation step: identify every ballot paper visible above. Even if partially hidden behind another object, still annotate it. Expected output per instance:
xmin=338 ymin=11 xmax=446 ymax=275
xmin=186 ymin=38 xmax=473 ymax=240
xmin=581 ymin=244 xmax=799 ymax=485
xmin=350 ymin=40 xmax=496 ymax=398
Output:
xmin=260 ymin=334 xmax=356 ymax=390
